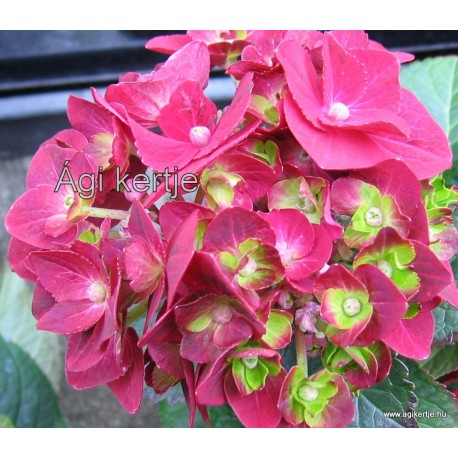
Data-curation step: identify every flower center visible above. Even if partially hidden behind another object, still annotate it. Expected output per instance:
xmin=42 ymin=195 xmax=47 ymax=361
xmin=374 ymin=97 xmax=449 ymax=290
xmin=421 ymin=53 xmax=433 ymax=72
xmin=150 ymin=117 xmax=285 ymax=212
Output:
xmin=328 ymin=102 xmax=350 ymax=121
xmin=239 ymin=257 xmax=257 ymax=277
xmin=64 ymin=194 xmax=75 ymax=208
xmin=364 ymin=207 xmax=383 ymax=227
xmin=342 ymin=297 xmax=362 ymax=317
xmin=277 ymin=241 xmax=294 ymax=266
xmin=377 ymin=260 xmax=393 ymax=278
xmin=213 ymin=304 xmax=233 ymax=325
xmin=298 ymin=385 xmax=319 ymax=402
xmin=242 ymin=356 xmax=259 ymax=369
xmin=299 ymin=197 xmax=316 ymax=213
xmin=87 ymin=281 xmax=107 ymax=303
xmin=189 ymin=126 xmax=211 ymax=146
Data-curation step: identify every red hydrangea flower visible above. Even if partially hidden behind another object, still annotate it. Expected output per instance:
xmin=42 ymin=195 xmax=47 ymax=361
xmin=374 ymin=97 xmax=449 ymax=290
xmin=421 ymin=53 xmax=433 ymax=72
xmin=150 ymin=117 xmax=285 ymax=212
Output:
xmin=277 ymin=34 xmax=452 ymax=179
xmin=6 ymin=152 xmax=97 ymax=249
xmin=106 ymin=41 xmax=210 ymax=127
xmin=279 ymin=367 xmax=354 ymax=427
xmin=314 ymin=264 xmax=407 ymax=347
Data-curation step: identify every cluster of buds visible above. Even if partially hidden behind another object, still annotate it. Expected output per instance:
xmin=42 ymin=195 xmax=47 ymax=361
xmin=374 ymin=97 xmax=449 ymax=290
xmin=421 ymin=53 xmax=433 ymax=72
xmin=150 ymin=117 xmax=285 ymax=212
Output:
xmin=5 ymin=30 xmax=457 ymax=427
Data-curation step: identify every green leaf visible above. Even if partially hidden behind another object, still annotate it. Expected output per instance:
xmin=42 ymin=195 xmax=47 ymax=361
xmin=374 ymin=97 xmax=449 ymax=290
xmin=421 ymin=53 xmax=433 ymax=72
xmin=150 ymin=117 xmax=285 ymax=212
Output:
xmin=158 ymin=399 xmax=207 ymax=428
xmin=0 ymin=265 xmax=62 ymax=391
xmin=403 ymin=359 xmax=458 ymax=428
xmin=350 ymin=358 xmax=418 ymax=427
xmin=158 ymin=399 xmax=242 ymax=428
xmin=0 ymin=336 xmax=66 ymax=427
xmin=433 ymin=302 xmax=458 ymax=345
xmin=421 ymin=343 xmax=458 ymax=378
xmin=0 ymin=414 xmax=14 ymax=428
xmin=208 ymin=404 xmax=243 ymax=428
xmin=401 ymin=57 xmax=458 ymax=185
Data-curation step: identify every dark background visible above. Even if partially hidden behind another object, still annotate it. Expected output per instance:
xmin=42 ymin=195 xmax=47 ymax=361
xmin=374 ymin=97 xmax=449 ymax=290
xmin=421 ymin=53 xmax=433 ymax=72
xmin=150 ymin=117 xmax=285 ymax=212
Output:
xmin=1 ymin=30 xmax=457 ymax=160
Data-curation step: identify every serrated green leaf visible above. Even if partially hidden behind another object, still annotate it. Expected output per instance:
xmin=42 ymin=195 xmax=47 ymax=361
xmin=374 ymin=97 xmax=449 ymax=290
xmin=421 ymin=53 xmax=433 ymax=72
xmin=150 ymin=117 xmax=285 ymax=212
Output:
xmin=401 ymin=57 xmax=458 ymax=185
xmin=0 ymin=414 xmax=14 ymax=428
xmin=158 ymin=399 xmax=242 ymax=428
xmin=350 ymin=358 xmax=418 ymax=428
xmin=421 ymin=343 xmax=458 ymax=378
xmin=433 ymin=302 xmax=458 ymax=345
xmin=403 ymin=358 xmax=458 ymax=428
xmin=0 ymin=264 xmax=61 ymax=391
xmin=0 ymin=336 xmax=66 ymax=427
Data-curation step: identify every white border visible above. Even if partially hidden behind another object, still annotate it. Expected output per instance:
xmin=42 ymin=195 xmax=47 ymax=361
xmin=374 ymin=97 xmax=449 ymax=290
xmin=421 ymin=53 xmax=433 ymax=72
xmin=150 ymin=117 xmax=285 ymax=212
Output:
xmin=1 ymin=1 xmax=457 ymax=29
xmin=0 ymin=428 xmax=453 ymax=455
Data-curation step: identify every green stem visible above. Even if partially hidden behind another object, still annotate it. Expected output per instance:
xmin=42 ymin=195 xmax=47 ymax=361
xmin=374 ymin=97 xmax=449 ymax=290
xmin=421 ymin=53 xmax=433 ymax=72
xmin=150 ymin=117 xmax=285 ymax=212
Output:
xmin=295 ymin=326 xmax=308 ymax=377
xmin=83 ymin=206 xmax=130 ymax=220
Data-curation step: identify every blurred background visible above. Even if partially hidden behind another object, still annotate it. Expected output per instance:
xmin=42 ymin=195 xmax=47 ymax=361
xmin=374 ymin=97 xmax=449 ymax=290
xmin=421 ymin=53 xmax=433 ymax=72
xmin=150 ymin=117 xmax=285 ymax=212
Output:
xmin=0 ymin=30 xmax=457 ymax=428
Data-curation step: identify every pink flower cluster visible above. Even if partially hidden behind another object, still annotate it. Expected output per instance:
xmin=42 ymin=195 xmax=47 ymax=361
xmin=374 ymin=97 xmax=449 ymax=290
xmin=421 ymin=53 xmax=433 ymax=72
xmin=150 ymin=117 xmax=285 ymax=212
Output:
xmin=5 ymin=30 xmax=458 ymax=428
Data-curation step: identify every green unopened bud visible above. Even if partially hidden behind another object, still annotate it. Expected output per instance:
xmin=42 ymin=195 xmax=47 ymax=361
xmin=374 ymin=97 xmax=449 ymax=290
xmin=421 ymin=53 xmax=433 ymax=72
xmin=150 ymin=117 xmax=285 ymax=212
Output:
xmin=242 ymin=356 xmax=259 ymax=369
xmin=342 ymin=297 xmax=362 ymax=317
xmin=364 ymin=207 xmax=383 ymax=227
xmin=298 ymin=385 xmax=319 ymax=402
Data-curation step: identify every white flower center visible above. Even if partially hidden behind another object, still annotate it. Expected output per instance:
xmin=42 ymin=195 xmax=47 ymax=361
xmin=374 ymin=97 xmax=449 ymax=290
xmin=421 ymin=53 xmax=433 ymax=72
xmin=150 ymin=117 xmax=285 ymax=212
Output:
xmin=298 ymin=385 xmax=319 ymax=402
xmin=242 ymin=356 xmax=259 ymax=369
xmin=87 ymin=281 xmax=107 ymax=303
xmin=328 ymin=102 xmax=350 ymax=121
xmin=213 ymin=304 xmax=233 ymax=325
xmin=364 ymin=207 xmax=383 ymax=227
xmin=239 ymin=257 xmax=257 ymax=277
xmin=342 ymin=297 xmax=362 ymax=317
xmin=189 ymin=126 xmax=211 ymax=146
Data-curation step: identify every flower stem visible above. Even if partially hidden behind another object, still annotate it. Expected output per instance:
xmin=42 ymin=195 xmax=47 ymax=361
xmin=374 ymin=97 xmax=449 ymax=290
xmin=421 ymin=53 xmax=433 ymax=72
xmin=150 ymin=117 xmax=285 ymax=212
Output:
xmin=83 ymin=206 xmax=130 ymax=220
xmin=295 ymin=326 xmax=308 ymax=377
xmin=195 ymin=186 xmax=205 ymax=205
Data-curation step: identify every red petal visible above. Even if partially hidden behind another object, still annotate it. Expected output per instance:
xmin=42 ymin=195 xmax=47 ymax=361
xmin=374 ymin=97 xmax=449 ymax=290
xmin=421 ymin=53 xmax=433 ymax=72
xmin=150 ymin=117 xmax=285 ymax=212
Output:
xmin=37 ymin=299 xmax=105 ymax=334
xmin=108 ymin=329 xmax=145 ymax=414
xmin=196 ymin=355 xmax=229 ymax=406
xmin=411 ymin=241 xmax=452 ymax=303
xmin=29 ymin=250 xmax=102 ymax=302
xmin=67 ymin=95 xmax=114 ymax=138
xmin=276 ymin=40 xmax=323 ymax=128
xmin=158 ymin=81 xmax=217 ymax=142
xmin=383 ymin=310 xmax=435 ymax=360
xmin=159 ymin=201 xmax=215 ymax=243
xmin=225 ymin=371 xmax=284 ymax=428
xmin=203 ymin=206 xmax=276 ymax=253
xmin=354 ymin=264 xmax=407 ymax=344
xmin=5 ymin=186 xmax=78 ymax=249
xmin=165 ymin=210 xmax=199 ymax=307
